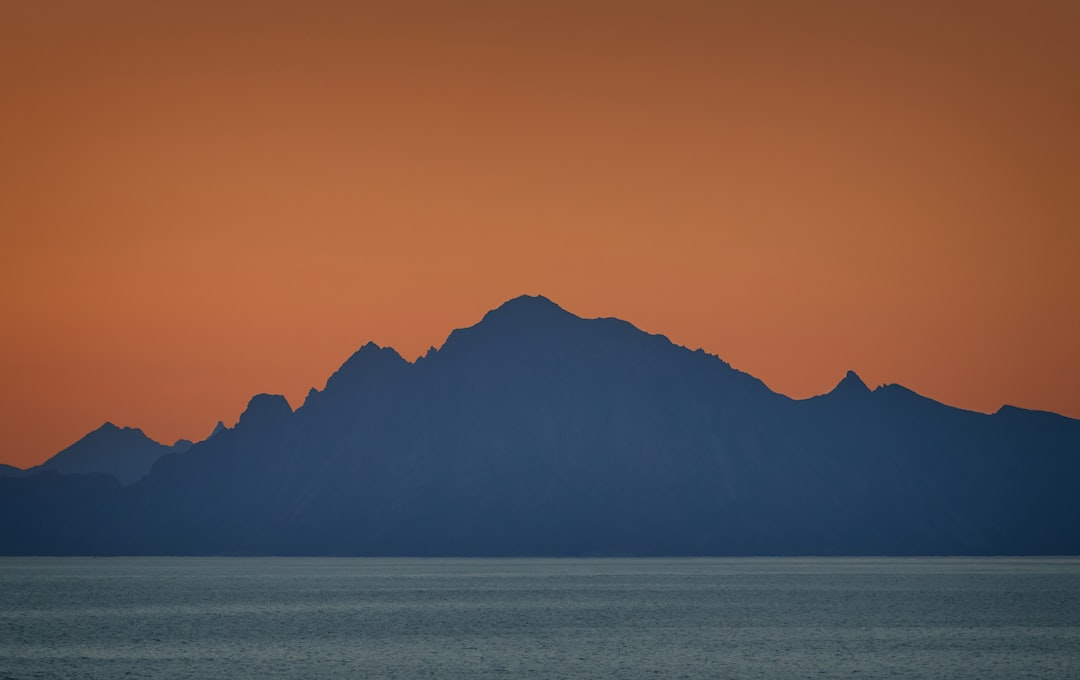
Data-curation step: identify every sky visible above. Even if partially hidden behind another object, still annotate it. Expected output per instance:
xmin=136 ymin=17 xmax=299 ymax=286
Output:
xmin=1 ymin=0 xmax=1078 ymax=468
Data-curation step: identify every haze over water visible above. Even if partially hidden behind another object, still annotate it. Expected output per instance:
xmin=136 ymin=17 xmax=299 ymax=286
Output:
xmin=2 ymin=557 xmax=1078 ymax=679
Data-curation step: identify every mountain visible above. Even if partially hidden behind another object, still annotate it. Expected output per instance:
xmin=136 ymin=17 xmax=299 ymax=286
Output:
xmin=3 ymin=424 xmax=199 ymax=487
xmin=1 ymin=295 xmax=1078 ymax=556
xmin=0 ymin=464 xmax=27 ymax=478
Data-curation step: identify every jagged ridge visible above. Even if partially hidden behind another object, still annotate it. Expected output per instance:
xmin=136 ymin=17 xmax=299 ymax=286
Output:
xmin=2 ymin=295 xmax=1078 ymax=556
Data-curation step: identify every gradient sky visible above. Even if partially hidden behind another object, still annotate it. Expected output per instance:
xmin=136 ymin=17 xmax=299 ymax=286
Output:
xmin=2 ymin=1 xmax=1078 ymax=468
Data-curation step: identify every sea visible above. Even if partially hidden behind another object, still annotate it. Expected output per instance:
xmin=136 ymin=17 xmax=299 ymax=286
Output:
xmin=1 ymin=557 xmax=1078 ymax=679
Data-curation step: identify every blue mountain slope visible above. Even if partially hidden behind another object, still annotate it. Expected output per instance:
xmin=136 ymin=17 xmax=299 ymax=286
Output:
xmin=30 ymin=423 xmax=177 ymax=486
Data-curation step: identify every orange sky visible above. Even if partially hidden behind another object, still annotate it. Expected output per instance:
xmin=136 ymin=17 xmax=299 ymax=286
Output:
xmin=2 ymin=1 xmax=1078 ymax=468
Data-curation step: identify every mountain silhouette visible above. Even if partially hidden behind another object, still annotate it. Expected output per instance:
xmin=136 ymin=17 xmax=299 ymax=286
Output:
xmin=0 ymin=464 xmax=26 ymax=478
xmin=828 ymin=370 xmax=871 ymax=396
xmin=0 ymin=423 xmax=191 ymax=486
xmin=2 ymin=294 xmax=1078 ymax=556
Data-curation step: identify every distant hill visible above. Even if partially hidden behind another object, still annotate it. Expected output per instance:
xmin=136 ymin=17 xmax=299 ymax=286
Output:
xmin=2 ymin=295 xmax=1078 ymax=556
xmin=3 ymin=424 xmax=194 ymax=486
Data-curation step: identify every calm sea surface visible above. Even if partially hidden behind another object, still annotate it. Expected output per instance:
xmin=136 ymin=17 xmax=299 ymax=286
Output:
xmin=1 ymin=557 xmax=1078 ymax=679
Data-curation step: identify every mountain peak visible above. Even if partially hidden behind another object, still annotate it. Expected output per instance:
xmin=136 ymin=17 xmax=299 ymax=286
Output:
xmin=830 ymin=370 xmax=870 ymax=396
xmin=209 ymin=420 xmax=228 ymax=439
xmin=436 ymin=295 xmax=583 ymax=360
xmin=322 ymin=342 xmax=408 ymax=394
xmin=36 ymin=420 xmax=168 ymax=485
xmin=339 ymin=341 xmax=406 ymax=367
xmin=479 ymin=294 xmax=571 ymax=325
xmin=461 ymin=294 xmax=574 ymax=334
xmin=84 ymin=421 xmax=150 ymax=443
xmin=497 ymin=294 xmax=562 ymax=310
xmin=236 ymin=394 xmax=293 ymax=431
xmin=995 ymin=404 xmax=1079 ymax=424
